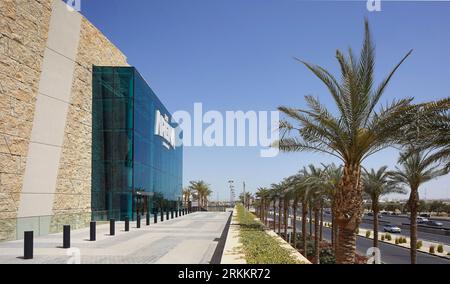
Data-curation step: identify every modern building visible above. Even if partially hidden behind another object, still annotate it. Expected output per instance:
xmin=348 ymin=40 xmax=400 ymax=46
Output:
xmin=0 ymin=0 xmax=182 ymax=241
xmin=92 ymin=67 xmax=182 ymax=221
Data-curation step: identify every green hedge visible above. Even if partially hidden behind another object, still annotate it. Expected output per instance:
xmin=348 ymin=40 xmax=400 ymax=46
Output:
xmin=236 ymin=204 xmax=302 ymax=264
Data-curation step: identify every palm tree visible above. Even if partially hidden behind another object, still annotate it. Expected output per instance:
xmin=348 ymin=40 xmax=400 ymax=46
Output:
xmin=362 ymin=166 xmax=406 ymax=248
xmin=303 ymin=165 xmax=328 ymax=264
xmin=187 ymin=180 xmax=211 ymax=210
xmin=239 ymin=192 xmax=253 ymax=210
xmin=182 ymin=187 xmax=192 ymax=209
xmin=273 ymin=183 xmax=285 ymax=234
xmin=321 ymin=164 xmax=342 ymax=251
xmin=287 ymin=173 xmax=306 ymax=247
xmin=277 ymin=20 xmax=414 ymax=263
xmin=281 ymin=179 xmax=293 ymax=239
xmin=402 ymin=98 xmax=450 ymax=171
xmin=269 ymin=183 xmax=282 ymax=231
xmin=298 ymin=167 xmax=312 ymax=257
xmin=256 ymin=187 xmax=270 ymax=223
xmin=389 ymin=150 xmax=446 ymax=264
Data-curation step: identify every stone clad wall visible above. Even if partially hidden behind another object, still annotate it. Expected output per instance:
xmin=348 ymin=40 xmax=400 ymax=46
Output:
xmin=50 ymin=18 xmax=128 ymax=232
xmin=0 ymin=0 xmax=128 ymax=241
xmin=0 ymin=0 xmax=53 ymax=241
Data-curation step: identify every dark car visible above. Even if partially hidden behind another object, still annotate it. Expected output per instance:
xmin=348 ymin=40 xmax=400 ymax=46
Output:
xmin=420 ymin=213 xmax=431 ymax=218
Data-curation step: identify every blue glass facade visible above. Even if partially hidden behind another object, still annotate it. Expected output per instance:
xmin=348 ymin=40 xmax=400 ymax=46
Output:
xmin=92 ymin=66 xmax=182 ymax=221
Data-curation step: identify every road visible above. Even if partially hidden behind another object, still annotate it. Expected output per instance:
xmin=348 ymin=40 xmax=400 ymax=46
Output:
xmin=376 ymin=215 xmax=450 ymax=229
xmin=317 ymin=223 xmax=450 ymax=264
xmin=268 ymin=212 xmax=450 ymax=264
xmin=322 ymin=214 xmax=450 ymax=245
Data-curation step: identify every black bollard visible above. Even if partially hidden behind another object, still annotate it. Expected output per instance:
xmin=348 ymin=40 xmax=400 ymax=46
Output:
xmin=154 ymin=210 xmax=158 ymax=224
xmin=24 ymin=231 xmax=33 ymax=259
xmin=137 ymin=215 xmax=141 ymax=228
xmin=125 ymin=217 xmax=129 ymax=232
xmin=90 ymin=222 xmax=96 ymax=241
xmin=161 ymin=208 xmax=164 ymax=222
xmin=110 ymin=219 xmax=115 ymax=236
xmin=63 ymin=225 xmax=70 ymax=249
xmin=166 ymin=209 xmax=169 ymax=220
xmin=175 ymin=210 xmax=178 ymax=218
xmin=171 ymin=210 xmax=174 ymax=219
xmin=146 ymin=212 xmax=150 ymax=226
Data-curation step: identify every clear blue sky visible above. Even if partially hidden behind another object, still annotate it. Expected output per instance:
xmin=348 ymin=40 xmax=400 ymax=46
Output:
xmin=81 ymin=0 xmax=450 ymax=200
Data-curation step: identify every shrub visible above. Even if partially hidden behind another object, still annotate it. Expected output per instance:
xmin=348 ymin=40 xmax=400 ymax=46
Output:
xmin=429 ymin=246 xmax=435 ymax=254
xmin=319 ymin=247 xmax=336 ymax=264
xmin=416 ymin=241 xmax=423 ymax=249
xmin=437 ymin=244 xmax=444 ymax=253
xmin=402 ymin=237 xmax=408 ymax=244
xmin=395 ymin=238 xmax=400 ymax=244
xmin=236 ymin=204 xmax=301 ymax=264
xmin=385 ymin=233 xmax=392 ymax=241
xmin=365 ymin=231 xmax=371 ymax=238
xmin=381 ymin=235 xmax=385 ymax=241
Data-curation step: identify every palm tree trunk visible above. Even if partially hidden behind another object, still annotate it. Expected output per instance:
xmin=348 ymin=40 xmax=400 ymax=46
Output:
xmin=278 ymin=198 xmax=282 ymax=234
xmin=333 ymin=214 xmax=339 ymax=252
xmin=320 ymin=203 xmax=324 ymax=242
xmin=273 ymin=202 xmax=276 ymax=231
xmin=372 ymin=200 xmax=379 ymax=248
xmin=334 ymin=163 xmax=364 ymax=264
xmin=409 ymin=188 xmax=419 ymax=264
xmin=293 ymin=202 xmax=297 ymax=247
xmin=264 ymin=202 xmax=268 ymax=225
xmin=331 ymin=200 xmax=339 ymax=251
xmin=302 ymin=202 xmax=308 ymax=257
xmin=314 ymin=206 xmax=320 ymax=264
xmin=263 ymin=199 xmax=266 ymax=223
xmin=331 ymin=213 xmax=334 ymax=245
xmin=336 ymin=226 xmax=357 ymax=264
xmin=284 ymin=198 xmax=288 ymax=238
xmin=309 ymin=207 xmax=313 ymax=237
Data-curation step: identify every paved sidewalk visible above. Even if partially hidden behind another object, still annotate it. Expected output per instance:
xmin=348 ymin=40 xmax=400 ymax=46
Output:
xmin=221 ymin=208 xmax=246 ymax=264
xmin=0 ymin=212 xmax=231 ymax=264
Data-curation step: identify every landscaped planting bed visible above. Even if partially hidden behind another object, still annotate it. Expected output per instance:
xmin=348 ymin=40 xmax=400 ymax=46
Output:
xmin=236 ymin=205 xmax=302 ymax=264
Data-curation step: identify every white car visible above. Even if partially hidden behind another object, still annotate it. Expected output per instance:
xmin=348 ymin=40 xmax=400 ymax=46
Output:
xmin=416 ymin=217 xmax=429 ymax=224
xmin=383 ymin=224 xmax=401 ymax=233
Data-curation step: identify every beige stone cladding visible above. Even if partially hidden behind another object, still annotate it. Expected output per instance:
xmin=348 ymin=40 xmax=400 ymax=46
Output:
xmin=50 ymin=17 xmax=128 ymax=232
xmin=0 ymin=0 xmax=128 ymax=241
xmin=0 ymin=0 xmax=53 ymax=241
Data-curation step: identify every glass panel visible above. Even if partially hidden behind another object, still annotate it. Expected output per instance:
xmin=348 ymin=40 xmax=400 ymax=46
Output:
xmin=92 ymin=66 xmax=183 ymax=221
xmin=92 ymin=67 xmax=134 ymax=220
